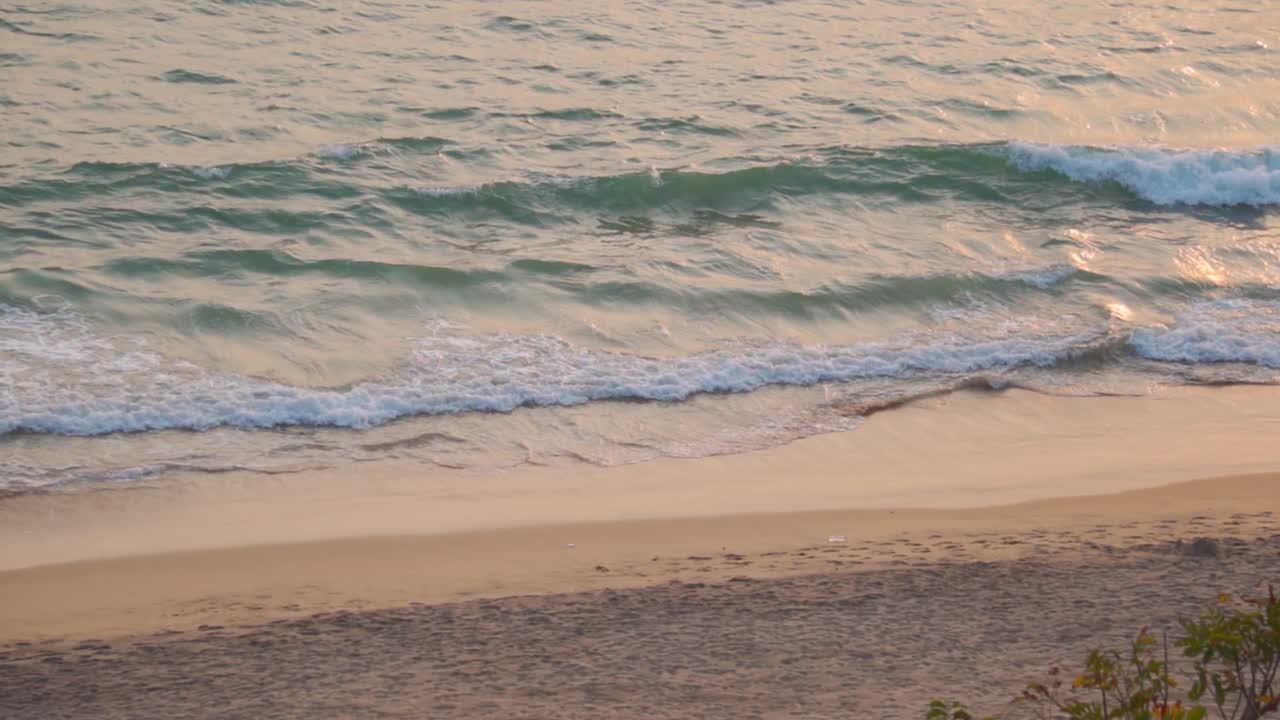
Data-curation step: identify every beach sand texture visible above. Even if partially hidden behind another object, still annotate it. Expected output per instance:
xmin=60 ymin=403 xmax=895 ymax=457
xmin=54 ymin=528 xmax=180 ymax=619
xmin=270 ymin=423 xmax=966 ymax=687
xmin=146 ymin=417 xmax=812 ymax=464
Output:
xmin=2 ymin=497 xmax=1278 ymax=719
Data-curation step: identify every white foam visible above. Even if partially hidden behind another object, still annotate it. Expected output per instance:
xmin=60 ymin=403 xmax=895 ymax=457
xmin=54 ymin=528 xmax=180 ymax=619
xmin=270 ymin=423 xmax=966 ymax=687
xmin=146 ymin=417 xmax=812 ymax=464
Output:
xmin=318 ymin=144 xmax=363 ymax=160
xmin=1007 ymin=142 xmax=1280 ymax=206
xmin=0 ymin=306 xmax=1109 ymax=437
xmin=191 ymin=166 xmax=231 ymax=180
xmin=0 ymin=304 xmax=160 ymax=372
xmin=413 ymin=185 xmax=477 ymax=197
xmin=1130 ymin=299 xmax=1280 ymax=367
xmin=1003 ymin=264 xmax=1078 ymax=289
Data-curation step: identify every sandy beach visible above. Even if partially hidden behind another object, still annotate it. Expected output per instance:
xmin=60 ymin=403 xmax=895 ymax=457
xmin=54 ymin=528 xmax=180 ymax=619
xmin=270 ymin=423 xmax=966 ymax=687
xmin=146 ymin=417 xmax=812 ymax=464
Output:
xmin=2 ymin=386 xmax=1279 ymax=718
xmin=8 ymin=1 xmax=1280 ymax=717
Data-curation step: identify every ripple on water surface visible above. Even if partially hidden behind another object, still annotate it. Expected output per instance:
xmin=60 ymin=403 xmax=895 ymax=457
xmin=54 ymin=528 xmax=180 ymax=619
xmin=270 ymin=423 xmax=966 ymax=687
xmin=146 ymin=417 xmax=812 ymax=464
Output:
xmin=3 ymin=0 xmax=1280 ymax=489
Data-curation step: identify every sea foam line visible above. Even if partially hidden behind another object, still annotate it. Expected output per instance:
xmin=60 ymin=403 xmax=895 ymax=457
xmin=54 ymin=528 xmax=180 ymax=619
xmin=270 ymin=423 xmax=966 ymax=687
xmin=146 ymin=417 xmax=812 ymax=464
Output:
xmin=1 ymin=307 xmax=1108 ymax=436
xmin=6 ymin=297 xmax=1279 ymax=437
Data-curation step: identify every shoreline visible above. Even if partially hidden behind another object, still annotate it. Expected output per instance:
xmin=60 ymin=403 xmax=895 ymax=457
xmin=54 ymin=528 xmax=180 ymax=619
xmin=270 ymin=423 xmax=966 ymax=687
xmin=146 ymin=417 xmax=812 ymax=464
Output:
xmin=3 ymin=384 xmax=1280 ymax=643
xmin=3 ymin=383 xmax=1279 ymax=717
xmin=4 ymin=384 xmax=1280 ymax=570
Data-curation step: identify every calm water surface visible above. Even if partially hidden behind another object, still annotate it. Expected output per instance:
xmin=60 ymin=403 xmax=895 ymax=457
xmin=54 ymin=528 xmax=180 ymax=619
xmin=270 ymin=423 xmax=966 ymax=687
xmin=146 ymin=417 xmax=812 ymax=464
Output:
xmin=2 ymin=0 xmax=1279 ymax=488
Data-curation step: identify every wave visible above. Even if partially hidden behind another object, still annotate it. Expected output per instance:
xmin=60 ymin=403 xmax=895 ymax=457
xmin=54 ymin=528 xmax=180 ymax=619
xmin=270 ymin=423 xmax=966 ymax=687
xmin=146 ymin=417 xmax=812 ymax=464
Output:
xmin=381 ymin=142 xmax=1278 ymax=212
xmin=4 ymin=297 xmax=1279 ymax=438
xmin=1 ymin=306 xmax=1111 ymax=436
xmin=384 ymin=144 xmax=1029 ymax=217
xmin=0 ymin=141 xmax=1029 ymax=213
xmin=160 ymin=69 xmax=237 ymax=85
xmin=84 ymin=252 xmax=1085 ymax=321
xmin=7 ymin=141 xmax=1277 ymax=222
xmin=1131 ymin=299 xmax=1280 ymax=367
xmin=563 ymin=269 xmax=1085 ymax=316
xmin=99 ymin=250 xmax=507 ymax=287
xmin=1007 ymin=142 xmax=1280 ymax=206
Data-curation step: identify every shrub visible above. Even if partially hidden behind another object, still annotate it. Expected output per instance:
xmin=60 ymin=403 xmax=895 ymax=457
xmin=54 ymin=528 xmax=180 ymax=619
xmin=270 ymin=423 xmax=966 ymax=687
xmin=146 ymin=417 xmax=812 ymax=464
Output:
xmin=1020 ymin=629 xmax=1202 ymax=720
xmin=1181 ymin=588 xmax=1280 ymax=720
xmin=929 ymin=586 xmax=1279 ymax=720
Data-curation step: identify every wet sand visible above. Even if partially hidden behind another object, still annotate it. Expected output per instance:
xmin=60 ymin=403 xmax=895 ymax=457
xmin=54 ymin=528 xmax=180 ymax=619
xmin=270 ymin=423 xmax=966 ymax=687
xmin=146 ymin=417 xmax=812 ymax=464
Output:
xmin=2 ymin=386 xmax=1279 ymax=718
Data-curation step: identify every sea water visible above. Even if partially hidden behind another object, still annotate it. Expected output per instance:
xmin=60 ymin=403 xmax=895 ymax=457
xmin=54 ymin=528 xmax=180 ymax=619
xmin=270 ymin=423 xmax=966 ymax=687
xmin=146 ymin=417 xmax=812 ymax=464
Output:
xmin=2 ymin=0 xmax=1279 ymax=489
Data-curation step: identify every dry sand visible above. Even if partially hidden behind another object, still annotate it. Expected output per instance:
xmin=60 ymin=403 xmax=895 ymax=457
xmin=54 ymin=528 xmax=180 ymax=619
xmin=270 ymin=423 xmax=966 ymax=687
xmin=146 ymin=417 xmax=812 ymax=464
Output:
xmin=1 ymin=493 xmax=1278 ymax=719
xmin=1 ymin=386 xmax=1279 ymax=718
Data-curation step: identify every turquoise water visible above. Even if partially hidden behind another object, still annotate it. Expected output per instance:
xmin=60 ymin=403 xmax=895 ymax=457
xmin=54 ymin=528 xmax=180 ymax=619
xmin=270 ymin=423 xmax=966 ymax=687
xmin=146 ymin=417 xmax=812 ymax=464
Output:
xmin=3 ymin=1 xmax=1279 ymax=488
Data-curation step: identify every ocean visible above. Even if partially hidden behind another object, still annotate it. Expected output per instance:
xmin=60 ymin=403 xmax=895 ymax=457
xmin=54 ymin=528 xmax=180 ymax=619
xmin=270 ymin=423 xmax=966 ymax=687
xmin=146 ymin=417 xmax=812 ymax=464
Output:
xmin=2 ymin=0 xmax=1279 ymax=490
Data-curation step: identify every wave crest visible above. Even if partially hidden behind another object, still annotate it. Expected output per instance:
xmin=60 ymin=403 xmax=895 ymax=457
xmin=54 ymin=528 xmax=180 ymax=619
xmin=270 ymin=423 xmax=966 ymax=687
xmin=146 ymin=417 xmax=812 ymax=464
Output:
xmin=1007 ymin=142 xmax=1280 ymax=206
xmin=1131 ymin=299 xmax=1280 ymax=367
